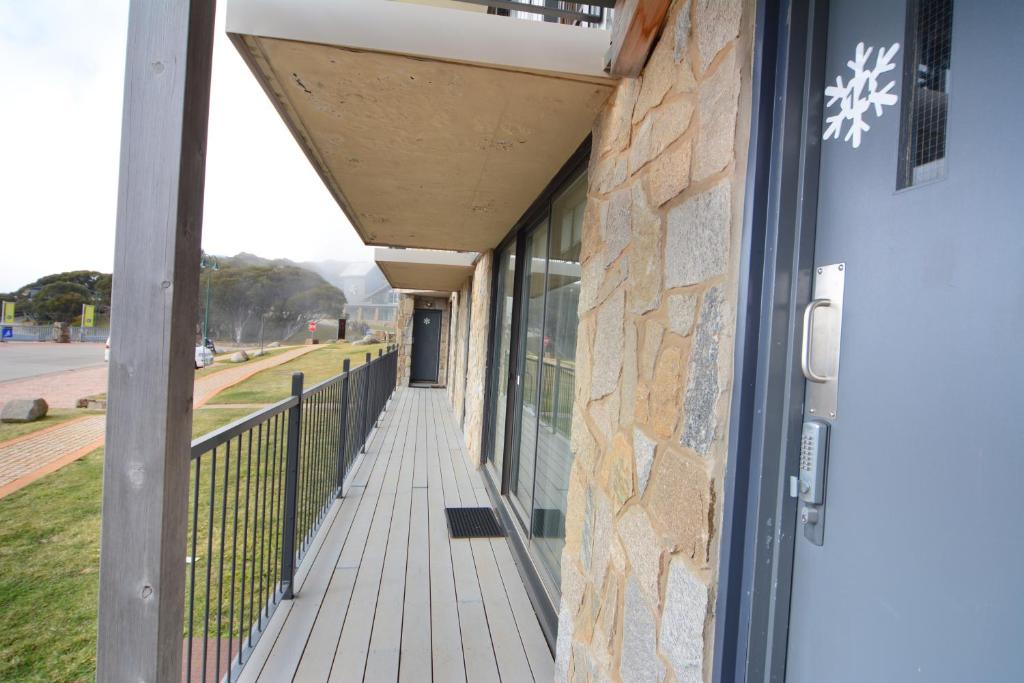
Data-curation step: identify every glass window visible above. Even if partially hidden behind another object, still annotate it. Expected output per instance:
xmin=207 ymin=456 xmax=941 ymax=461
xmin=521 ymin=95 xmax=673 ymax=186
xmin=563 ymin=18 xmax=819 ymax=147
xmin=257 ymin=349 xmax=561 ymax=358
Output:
xmin=510 ymin=220 xmax=550 ymax=523
xmin=898 ymin=0 xmax=954 ymax=188
xmin=530 ymin=175 xmax=584 ymax=591
xmin=484 ymin=165 xmax=587 ymax=600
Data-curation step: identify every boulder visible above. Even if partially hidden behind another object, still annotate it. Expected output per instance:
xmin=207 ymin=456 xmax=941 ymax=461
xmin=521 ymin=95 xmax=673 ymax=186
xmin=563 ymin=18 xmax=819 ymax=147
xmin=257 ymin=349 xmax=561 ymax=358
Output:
xmin=229 ymin=350 xmax=249 ymax=363
xmin=267 ymin=341 xmax=281 ymax=348
xmin=1 ymin=398 xmax=49 ymax=423
xmin=250 ymin=349 xmax=267 ymax=358
xmin=353 ymin=334 xmax=379 ymax=346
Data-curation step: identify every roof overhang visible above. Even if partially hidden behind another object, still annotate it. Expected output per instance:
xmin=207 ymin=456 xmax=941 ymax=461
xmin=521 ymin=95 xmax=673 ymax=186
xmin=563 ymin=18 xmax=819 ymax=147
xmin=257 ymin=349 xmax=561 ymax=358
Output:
xmin=228 ymin=0 xmax=616 ymax=252
xmin=375 ymin=248 xmax=477 ymax=292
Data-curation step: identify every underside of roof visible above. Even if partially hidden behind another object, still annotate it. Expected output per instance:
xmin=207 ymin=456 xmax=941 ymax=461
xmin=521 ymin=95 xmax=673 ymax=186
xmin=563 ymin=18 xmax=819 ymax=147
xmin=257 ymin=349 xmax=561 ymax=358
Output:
xmin=228 ymin=0 xmax=616 ymax=253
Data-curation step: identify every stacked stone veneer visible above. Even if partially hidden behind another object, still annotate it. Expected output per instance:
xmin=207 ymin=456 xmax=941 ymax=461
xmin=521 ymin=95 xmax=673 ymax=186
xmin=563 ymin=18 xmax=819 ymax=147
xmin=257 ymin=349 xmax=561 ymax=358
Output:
xmin=556 ymin=1 xmax=752 ymax=682
xmin=395 ymin=293 xmax=451 ymax=387
xmin=446 ymin=280 xmax=473 ymax=426
xmin=458 ymin=253 xmax=492 ymax=463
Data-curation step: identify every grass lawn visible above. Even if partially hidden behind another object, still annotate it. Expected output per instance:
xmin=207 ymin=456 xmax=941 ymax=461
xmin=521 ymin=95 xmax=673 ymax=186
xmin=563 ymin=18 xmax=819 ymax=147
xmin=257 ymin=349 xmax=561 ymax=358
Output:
xmin=200 ymin=345 xmax=295 ymax=379
xmin=0 ymin=409 xmax=103 ymax=443
xmin=0 ymin=407 xmax=252 ymax=682
xmin=206 ymin=342 xmax=387 ymax=405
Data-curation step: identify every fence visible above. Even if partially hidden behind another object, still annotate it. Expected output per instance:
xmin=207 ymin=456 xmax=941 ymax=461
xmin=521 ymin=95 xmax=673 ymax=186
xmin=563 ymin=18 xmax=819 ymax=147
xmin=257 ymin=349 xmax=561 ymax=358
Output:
xmin=0 ymin=324 xmax=109 ymax=342
xmin=183 ymin=346 xmax=398 ymax=683
xmin=522 ymin=354 xmax=576 ymax=440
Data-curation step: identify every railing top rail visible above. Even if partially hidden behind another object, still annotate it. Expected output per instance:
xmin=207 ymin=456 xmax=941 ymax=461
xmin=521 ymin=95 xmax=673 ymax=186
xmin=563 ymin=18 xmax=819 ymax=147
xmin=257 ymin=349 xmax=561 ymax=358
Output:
xmin=190 ymin=394 xmax=299 ymax=459
xmin=302 ymin=372 xmax=347 ymax=397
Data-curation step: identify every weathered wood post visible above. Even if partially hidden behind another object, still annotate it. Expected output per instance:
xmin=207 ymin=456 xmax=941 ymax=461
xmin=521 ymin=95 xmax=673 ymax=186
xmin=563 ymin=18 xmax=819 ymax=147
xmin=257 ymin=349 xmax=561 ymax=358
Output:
xmin=96 ymin=2 xmax=216 ymax=681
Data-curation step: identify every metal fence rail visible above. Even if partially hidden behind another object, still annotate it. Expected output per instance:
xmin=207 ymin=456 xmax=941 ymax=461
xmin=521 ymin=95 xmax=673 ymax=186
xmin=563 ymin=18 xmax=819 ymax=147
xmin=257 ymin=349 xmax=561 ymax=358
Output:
xmin=183 ymin=346 xmax=398 ymax=683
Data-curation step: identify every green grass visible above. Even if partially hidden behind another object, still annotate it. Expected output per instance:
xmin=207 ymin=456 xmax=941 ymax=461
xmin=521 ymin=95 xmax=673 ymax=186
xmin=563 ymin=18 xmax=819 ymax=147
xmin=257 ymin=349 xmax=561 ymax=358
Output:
xmin=0 ymin=407 xmax=253 ymax=682
xmin=207 ymin=342 xmax=386 ymax=405
xmin=0 ymin=338 xmax=369 ymax=681
xmin=0 ymin=409 xmax=102 ymax=443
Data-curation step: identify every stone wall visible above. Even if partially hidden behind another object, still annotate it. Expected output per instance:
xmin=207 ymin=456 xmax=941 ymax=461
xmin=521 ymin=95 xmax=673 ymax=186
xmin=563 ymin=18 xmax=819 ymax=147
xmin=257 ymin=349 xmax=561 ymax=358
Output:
xmin=556 ymin=1 xmax=753 ymax=681
xmin=461 ymin=251 xmax=493 ymax=465
xmin=395 ymin=294 xmax=415 ymax=386
xmin=447 ymin=281 xmax=473 ymax=426
xmin=394 ymin=293 xmax=451 ymax=387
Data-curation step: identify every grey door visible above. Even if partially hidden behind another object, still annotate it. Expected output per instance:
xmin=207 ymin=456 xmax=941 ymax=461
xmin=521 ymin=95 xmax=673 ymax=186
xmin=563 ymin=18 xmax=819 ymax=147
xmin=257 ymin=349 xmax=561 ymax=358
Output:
xmin=786 ymin=1 xmax=1024 ymax=681
xmin=411 ymin=309 xmax=442 ymax=383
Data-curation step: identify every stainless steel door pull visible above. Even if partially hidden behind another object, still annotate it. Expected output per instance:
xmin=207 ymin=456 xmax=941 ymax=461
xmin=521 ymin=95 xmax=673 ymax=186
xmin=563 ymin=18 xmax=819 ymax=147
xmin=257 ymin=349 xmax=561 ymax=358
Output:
xmin=801 ymin=298 xmax=832 ymax=383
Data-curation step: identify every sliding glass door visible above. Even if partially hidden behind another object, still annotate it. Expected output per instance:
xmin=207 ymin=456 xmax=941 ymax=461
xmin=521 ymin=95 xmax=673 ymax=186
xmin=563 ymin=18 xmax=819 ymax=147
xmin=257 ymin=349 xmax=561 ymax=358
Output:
xmin=528 ymin=175 xmax=584 ymax=585
xmin=509 ymin=219 xmax=549 ymax=522
xmin=484 ymin=169 xmax=586 ymax=598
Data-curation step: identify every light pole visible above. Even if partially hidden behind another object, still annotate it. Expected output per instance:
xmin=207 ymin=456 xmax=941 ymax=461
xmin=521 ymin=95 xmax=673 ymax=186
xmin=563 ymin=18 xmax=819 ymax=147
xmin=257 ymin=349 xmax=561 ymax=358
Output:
xmin=200 ymin=253 xmax=219 ymax=346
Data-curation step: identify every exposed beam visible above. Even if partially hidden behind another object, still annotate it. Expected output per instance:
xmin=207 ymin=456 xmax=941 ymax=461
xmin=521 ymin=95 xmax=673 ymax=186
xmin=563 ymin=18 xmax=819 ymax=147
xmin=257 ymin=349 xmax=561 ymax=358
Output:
xmin=608 ymin=0 xmax=672 ymax=76
xmin=96 ymin=1 xmax=216 ymax=681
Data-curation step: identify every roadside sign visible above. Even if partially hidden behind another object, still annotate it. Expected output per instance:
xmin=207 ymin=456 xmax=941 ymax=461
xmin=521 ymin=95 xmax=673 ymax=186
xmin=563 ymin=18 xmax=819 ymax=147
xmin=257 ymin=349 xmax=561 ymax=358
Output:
xmin=1 ymin=326 xmax=11 ymax=340
xmin=2 ymin=301 xmax=13 ymax=324
xmin=308 ymin=320 xmax=317 ymax=333
xmin=82 ymin=304 xmax=96 ymax=328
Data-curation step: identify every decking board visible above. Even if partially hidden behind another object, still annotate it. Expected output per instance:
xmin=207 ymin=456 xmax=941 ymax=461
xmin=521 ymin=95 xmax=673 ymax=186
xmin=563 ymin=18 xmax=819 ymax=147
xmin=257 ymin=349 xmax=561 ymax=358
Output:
xmin=242 ymin=387 xmax=550 ymax=682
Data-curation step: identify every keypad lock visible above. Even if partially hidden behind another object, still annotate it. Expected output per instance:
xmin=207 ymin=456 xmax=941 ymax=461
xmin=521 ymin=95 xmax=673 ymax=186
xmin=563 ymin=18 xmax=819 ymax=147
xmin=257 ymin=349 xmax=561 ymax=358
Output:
xmin=798 ymin=420 xmax=829 ymax=545
xmin=799 ymin=420 xmax=828 ymax=504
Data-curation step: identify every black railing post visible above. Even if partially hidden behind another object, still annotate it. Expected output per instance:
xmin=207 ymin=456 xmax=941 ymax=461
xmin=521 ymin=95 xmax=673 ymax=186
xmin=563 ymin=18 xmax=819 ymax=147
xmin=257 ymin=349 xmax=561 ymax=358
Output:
xmin=336 ymin=358 xmax=351 ymax=498
xmin=280 ymin=371 xmax=303 ymax=600
xmin=376 ymin=348 xmax=384 ymax=426
xmin=361 ymin=352 xmax=372 ymax=453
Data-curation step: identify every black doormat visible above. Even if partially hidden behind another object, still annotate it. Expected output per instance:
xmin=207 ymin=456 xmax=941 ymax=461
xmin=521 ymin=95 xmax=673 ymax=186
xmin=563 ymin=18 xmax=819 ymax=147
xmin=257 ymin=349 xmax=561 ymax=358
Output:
xmin=445 ymin=507 xmax=505 ymax=539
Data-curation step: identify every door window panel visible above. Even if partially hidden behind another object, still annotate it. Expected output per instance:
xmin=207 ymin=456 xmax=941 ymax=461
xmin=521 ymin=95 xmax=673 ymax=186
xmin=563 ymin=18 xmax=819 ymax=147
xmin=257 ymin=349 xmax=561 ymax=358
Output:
xmin=897 ymin=0 xmax=954 ymax=188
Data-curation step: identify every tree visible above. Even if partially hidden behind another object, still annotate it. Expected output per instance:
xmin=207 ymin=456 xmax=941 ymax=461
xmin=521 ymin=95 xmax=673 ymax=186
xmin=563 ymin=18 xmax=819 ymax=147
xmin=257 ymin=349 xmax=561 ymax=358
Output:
xmin=31 ymin=282 xmax=93 ymax=322
xmin=203 ymin=258 xmax=348 ymax=343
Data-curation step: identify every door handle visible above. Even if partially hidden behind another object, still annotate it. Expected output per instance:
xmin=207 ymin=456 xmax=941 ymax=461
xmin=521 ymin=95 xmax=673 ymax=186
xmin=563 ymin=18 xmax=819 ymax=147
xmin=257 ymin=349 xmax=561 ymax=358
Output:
xmin=801 ymin=298 xmax=832 ymax=383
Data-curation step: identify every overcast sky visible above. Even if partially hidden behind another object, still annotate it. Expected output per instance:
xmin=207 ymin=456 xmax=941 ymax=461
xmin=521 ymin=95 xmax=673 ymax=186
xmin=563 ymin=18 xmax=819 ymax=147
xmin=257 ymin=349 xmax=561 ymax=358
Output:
xmin=0 ymin=1 xmax=372 ymax=292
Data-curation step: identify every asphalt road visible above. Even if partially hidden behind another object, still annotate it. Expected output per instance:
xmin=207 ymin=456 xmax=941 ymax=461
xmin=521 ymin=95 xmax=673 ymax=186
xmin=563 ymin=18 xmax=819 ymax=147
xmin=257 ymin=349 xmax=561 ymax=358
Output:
xmin=0 ymin=342 xmax=107 ymax=382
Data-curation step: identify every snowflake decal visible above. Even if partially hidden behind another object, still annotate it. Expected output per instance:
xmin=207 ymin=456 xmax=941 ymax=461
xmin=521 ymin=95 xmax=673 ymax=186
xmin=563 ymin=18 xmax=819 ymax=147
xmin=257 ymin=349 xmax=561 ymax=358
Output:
xmin=823 ymin=41 xmax=900 ymax=149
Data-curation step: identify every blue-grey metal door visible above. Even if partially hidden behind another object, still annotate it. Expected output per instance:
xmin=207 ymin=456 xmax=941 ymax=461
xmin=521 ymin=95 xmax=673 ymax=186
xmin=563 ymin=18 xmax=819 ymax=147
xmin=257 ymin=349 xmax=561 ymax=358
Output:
xmin=411 ymin=309 xmax=442 ymax=383
xmin=786 ymin=1 xmax=1024 ymax=680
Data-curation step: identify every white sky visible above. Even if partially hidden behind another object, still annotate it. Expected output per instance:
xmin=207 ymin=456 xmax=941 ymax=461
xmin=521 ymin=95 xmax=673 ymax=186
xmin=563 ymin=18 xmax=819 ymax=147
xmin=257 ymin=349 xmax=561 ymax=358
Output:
xmin=0 ymin=1 xmax=372 ymax=292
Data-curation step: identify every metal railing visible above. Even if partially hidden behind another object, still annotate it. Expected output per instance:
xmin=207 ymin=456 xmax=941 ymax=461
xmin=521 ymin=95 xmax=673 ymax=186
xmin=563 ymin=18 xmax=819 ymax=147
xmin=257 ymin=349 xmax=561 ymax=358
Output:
xmin=183 ymin=346 xmax=398 ymax=683
xmin=522 ymin=354 xmax=576 ymax=440
xmin=0 ymin=324 xmax=109 ymax=342
xmin=460 ymin=0 xmax=613 ymax=27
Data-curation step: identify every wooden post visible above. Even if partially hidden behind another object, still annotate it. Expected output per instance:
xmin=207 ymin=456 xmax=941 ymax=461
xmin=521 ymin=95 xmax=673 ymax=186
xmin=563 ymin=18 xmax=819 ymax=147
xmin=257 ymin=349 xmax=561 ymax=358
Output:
xmin=608 ymin=0 xmax=673 ymax=77
xmin=96 ymin=2 xmax=215 ymax=681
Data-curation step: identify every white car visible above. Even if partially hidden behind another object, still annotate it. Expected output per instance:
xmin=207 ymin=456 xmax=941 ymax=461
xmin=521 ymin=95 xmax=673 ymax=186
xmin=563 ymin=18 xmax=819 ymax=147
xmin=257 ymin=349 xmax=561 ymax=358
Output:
xmin=195 ymin=345 xmax=214 ymax=369
xmin=105 ymin=337 xmax=213 ymax=369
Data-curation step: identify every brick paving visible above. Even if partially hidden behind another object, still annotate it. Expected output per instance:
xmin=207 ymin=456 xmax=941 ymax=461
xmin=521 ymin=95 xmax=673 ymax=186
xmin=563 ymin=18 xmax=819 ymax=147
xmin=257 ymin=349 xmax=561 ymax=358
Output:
xmin=0 ymin=345 xmax=318 ymax=499
xmin=0 ymin=365 xmax=109 ymax=410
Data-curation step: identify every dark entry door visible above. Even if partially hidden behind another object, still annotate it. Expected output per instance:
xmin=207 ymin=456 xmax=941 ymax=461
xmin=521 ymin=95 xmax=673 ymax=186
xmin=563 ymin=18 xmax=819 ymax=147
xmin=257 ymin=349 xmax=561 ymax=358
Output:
xmin=411 ymin=309 xmax=442 ymax=383
xmin=785 ymin=1 xmax=1024 ymax=681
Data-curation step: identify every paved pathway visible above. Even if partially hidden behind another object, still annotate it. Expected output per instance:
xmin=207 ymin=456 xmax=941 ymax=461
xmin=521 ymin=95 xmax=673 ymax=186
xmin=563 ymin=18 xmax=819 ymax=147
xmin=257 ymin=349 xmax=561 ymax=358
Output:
xmin=0 ymin=345 xmax=318 ymax=499
xmin=0 ymin=365 xmax=109 ymax=410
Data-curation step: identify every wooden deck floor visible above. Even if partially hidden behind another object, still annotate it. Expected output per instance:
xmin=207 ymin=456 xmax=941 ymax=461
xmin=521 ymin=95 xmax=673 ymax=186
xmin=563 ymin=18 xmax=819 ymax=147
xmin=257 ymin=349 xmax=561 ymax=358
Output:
xmin=237 ymin=388 xmax=553 ymax=683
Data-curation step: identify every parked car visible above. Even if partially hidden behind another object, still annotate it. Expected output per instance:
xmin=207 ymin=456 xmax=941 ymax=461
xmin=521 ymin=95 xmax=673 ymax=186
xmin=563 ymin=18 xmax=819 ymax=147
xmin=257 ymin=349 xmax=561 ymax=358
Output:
xmin=195 ymin=345 xmax=214 ymax=369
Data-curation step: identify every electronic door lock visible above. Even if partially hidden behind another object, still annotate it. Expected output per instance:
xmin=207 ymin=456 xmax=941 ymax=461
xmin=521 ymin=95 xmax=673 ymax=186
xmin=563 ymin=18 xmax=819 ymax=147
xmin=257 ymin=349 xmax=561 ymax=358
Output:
xmin=797 ymin=419 xmax=828 ymax=546
xmin=799 ymin=420 xmax=828 ymax=505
